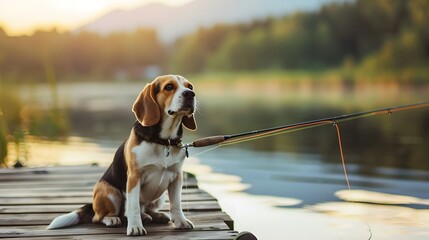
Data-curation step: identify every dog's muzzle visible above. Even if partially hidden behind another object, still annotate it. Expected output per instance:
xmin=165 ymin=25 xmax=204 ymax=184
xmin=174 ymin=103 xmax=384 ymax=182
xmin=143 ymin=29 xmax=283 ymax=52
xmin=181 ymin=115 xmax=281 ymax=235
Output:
xmin=168 ymin=90 xmax=196 ymax=116
xmin=181 ymin=90 xmax=196 ymax=113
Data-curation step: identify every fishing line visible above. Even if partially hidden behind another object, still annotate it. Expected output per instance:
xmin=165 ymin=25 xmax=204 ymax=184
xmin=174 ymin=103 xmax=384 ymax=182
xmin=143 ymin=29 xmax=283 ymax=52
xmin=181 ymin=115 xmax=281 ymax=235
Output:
xmin=189 ymin=145 xmax=221 ymax=158
xmin=332 ymin=121 xmax=350 ymax=190
xmin=333 ymin=122 xmax=373 ymax=240
xmin=184 ymin=145 xmax=221 ymax=219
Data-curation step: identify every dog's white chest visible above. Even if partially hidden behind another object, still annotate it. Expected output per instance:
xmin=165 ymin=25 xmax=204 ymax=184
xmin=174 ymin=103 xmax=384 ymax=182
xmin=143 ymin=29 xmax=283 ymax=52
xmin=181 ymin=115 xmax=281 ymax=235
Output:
xmin=132 ymin=142 xmax=185 ymax=169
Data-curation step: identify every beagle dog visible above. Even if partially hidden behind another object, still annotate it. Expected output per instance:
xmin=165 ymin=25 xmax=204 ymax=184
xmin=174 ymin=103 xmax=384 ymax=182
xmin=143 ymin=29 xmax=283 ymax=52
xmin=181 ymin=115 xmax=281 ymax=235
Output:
xmin=47 ymin=75 xmax=197 ymax=236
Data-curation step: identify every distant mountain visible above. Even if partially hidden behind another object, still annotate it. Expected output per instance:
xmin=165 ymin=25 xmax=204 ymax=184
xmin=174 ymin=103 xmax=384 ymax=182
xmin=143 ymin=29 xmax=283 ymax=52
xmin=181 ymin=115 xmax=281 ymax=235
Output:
xmin=77 ymin=0 xmax=344 ymax=43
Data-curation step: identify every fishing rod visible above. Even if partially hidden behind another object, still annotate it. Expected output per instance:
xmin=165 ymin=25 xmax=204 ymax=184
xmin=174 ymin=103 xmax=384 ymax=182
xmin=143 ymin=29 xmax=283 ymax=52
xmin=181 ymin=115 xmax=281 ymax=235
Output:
xmin=181 ymin=101 xmax=428 ymax=240
xmin=184 ymin=101 xmax=429 ymax=149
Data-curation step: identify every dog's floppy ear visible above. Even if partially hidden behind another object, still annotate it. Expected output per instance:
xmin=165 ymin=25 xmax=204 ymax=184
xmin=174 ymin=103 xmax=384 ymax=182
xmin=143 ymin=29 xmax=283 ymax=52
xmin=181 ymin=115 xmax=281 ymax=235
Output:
xmin=132 ymin=83 xmax=161 ymax=126
xmin=182 ymin=114 xmax=197 ymax=131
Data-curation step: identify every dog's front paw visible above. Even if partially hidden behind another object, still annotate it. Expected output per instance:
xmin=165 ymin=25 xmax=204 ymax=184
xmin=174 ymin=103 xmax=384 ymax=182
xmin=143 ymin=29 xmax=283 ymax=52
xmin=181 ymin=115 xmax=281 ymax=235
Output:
xmin=127 ymin=224 xmax=147 ymax=236
xmin=172 ymin=216 xmax=194 ymax=229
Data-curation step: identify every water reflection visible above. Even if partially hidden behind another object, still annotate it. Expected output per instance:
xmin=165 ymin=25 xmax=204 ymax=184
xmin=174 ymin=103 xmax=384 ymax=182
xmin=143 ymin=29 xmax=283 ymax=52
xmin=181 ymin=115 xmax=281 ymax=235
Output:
xmin=335 ymin=189 xmax=429 ymax=206
xmin=193 ymin=148 xmax=429 ymax=239
xmin=309 ymin=201 xmax=429 ymax=227
xmin=9 ymin=137 xmax=116 ymax=167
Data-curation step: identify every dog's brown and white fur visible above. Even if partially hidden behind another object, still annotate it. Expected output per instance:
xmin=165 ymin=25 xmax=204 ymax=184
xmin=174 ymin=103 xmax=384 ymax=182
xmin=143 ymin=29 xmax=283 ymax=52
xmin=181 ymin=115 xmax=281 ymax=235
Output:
xmin=47 ymin=75 xmax=196 ymax=236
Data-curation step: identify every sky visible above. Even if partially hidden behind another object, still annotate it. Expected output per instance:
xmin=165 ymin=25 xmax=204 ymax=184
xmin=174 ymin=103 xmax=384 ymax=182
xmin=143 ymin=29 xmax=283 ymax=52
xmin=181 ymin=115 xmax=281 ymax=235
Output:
xmin=0 ymin=0 xmax=193 ymax=36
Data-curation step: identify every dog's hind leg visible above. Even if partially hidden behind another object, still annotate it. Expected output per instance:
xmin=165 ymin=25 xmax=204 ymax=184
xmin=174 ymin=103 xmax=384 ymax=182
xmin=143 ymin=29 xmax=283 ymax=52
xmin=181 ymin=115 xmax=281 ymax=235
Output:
xmin=146 ymin=192 xmax=171 ymax=224
xmin=92 ymin=181 xmax=123 ymax=227
xmin=140 ymin=205 xmax=153 ymax=224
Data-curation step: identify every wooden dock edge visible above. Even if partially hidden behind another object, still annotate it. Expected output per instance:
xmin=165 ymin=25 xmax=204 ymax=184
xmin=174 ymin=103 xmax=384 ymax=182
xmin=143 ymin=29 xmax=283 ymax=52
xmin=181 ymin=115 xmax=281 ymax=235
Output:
xmin=0 ymin=165 xmax=258 ymax=239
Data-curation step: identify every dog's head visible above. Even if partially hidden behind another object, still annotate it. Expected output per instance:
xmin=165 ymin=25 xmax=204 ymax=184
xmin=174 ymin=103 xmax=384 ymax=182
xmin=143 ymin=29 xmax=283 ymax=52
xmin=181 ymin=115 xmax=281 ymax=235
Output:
xmin=132 ymin=75 xmax=197 ymax=130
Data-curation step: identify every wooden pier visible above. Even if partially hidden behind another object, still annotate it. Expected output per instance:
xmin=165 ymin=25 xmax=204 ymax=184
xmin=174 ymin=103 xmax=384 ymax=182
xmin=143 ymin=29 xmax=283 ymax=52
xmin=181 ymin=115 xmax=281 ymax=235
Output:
xmin=0 ymin=165 xmax=255 ymax=239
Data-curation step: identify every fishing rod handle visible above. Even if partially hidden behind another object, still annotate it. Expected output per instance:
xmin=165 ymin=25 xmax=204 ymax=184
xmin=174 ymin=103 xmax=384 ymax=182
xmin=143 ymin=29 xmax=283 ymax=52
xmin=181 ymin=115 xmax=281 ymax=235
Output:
xmin=191 ymin=135 xmax=226 ymax=148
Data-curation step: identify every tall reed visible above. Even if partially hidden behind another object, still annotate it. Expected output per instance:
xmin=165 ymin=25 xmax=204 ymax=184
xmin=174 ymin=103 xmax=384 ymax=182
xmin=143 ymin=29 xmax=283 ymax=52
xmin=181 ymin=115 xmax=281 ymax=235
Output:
xmin=0 ymin=60 xmax=70 ymax=167
xmin=0 ymin=111 xmax=8 ymax=166
xmin=0 ymin=78 xmax=24 ymax=167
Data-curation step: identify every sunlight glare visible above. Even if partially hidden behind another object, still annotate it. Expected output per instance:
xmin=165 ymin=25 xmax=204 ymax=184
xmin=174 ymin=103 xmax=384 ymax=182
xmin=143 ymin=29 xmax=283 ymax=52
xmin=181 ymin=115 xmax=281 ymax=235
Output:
xmin=0 ymin=0 xmax=193 ymax=36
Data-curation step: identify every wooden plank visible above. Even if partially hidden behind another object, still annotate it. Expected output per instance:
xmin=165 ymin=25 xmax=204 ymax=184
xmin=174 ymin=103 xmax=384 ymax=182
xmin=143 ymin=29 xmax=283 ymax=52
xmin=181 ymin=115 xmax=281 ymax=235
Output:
xmin=0 ymin=188 xmax=213 ymax=199
xmin=0 ymin=201 xmax=222 ymax=214
xmin=0 ymin=173 xmax=199 ymax=182
xmin=0 ymin=165 xmax=105 ymax=175
xmin=0 ymin=230 xmax=238 ymax=239
xmin=0 ymin=179 xmax=198 ymax=189
xmin=0 ymin=211 xmax=233 ymax=226
xmin=0 ymin=195 xmax=216 ymax=205
xmin=0 ymin=213 xmax=62 ymax=226
xmin=0 ymin=187 xmax=95 ymax=193
xmin=0 ymin=204 xmax=83 ymax=214
xmin=0 ymin=187 xmax=210 ymax=198
xmin=0 ymin=221 xmax=230 ymax=238
xmin=0 ymin=193 xmax=215 ymax=205
xmin=0 ymin=181 xmax=197 ymax=191
xmin=0 ymin=196 xmax=92 ymax=205
xmin=0 ymin=166 xmax=196 ymax=179
xmin=0 ymin=173 xmax=100 ymax=181
xmin=0 ymin=176 xmax=198 ymax=189
xmin=0 ymin=191 xmax=93 ymax=198
xmin=0 ymin=180 xmax=98 ymax=189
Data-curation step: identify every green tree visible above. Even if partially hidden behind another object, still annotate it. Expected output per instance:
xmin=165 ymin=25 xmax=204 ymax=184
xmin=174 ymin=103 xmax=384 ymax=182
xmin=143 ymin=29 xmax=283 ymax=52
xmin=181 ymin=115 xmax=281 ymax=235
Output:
xmin=363 ymin=28 xmax=426 ymax=69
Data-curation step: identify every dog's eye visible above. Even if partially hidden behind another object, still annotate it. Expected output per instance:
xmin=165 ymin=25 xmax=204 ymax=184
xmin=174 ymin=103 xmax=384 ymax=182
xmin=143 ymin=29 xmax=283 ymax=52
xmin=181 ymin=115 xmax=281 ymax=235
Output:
xmin=188 ymin=85 xmax=193 ymax=90
xmin=164 ymin=84 xmax=174 ymax=91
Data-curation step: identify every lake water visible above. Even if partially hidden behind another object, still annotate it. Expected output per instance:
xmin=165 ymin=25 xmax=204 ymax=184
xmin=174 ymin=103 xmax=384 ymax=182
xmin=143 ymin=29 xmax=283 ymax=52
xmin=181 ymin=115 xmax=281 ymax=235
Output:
xmin=14 ymin=81 xmax=429 ymax=239
xmin=189 ymin=148 xmax=429 ymax=240
xmin=18 ymin=138 xmax=429 ymax=240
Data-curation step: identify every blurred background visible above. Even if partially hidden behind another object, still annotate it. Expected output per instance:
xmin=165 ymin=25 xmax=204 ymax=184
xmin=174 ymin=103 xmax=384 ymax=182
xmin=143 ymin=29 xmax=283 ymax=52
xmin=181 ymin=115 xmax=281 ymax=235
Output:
xmin=0 ymin=0 xmax=428 ymax=239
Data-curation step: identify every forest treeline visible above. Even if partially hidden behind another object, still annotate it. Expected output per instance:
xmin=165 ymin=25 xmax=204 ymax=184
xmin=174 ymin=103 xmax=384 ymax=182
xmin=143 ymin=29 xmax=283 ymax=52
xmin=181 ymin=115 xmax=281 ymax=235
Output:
xmin=0 ymin=0 xmax=428 ymax=82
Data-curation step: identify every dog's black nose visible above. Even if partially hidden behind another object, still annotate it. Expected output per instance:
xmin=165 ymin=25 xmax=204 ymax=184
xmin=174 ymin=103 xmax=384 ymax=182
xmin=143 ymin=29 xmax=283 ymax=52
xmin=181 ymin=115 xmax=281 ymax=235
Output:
xmin=182 ymin=90 xmax=195 ymax=98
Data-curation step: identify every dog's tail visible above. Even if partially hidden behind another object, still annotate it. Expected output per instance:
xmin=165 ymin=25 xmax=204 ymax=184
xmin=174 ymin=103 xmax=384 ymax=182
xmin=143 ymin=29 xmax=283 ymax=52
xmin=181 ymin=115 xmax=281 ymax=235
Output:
xmin=47 ymin=203 xmax=94 ymax=230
